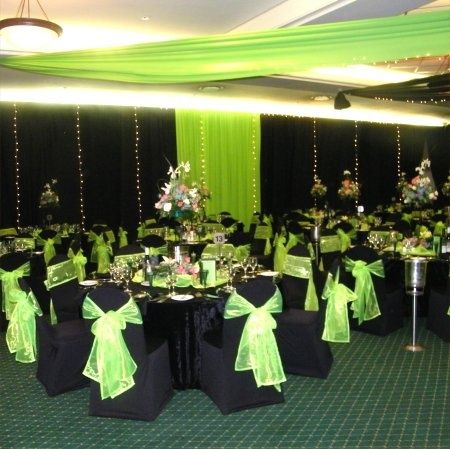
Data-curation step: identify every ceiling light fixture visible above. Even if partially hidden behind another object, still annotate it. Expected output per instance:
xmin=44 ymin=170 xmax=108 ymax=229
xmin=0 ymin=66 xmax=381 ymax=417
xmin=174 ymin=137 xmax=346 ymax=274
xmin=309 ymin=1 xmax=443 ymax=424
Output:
xmin=311 ymin=95 xmax=332 ymax=102
xmin=0 ymin=0 xmax=62 ymax=52
xmin=198 ymin=85 xmax=224 ymax=93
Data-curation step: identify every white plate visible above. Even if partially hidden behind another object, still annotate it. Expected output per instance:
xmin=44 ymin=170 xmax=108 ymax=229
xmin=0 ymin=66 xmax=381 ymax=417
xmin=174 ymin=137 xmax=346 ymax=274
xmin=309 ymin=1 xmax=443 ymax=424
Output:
xmin=171 ymin=294 xmax=194 ymax=301
xmin=141 ymin=281 xmax=150 ymax=287
xmin=259 ymin=271 xmax=279 ymax=277
xmin=79 ymin=280 xmax=98 ymax=287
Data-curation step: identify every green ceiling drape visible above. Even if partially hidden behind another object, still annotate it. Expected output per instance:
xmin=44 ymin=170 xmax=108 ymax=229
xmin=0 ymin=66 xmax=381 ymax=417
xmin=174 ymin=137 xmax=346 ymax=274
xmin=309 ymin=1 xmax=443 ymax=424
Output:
xmin=176 ymin=110 xmax=260 ymax=227
xmin=0 ymin=11 xmax=448 ymax=84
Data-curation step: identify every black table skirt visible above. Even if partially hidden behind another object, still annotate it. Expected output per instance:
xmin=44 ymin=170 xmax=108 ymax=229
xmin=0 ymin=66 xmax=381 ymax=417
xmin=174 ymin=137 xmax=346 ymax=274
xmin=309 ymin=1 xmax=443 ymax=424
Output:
xmin=137 ymin=285 xmax=226 ymax=390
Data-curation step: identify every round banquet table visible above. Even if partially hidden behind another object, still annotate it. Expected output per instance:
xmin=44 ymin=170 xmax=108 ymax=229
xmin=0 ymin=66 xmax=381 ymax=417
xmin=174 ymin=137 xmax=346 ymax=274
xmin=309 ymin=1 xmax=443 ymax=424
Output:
xmin=133 ymin=283 xmax=227 ymax=390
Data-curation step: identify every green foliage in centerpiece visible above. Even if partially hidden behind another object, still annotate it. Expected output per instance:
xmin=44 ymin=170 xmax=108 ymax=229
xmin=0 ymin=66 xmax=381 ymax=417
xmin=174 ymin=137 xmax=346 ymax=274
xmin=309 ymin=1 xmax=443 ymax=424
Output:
xmin=155 ymin=161 xmax=210 ymax=219
xmin=338 ymin=170 xmax=360 ymax=200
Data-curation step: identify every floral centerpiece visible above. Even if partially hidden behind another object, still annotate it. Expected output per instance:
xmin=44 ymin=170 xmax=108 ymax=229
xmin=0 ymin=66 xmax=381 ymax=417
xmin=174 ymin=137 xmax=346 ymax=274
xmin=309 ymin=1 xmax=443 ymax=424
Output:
xmin=155 ymin=161 xmax=210 ymax=220
xmin=401 ymin=159 xmax=438 ymax=208
xmin=310 ymin=176 xmax=327 ymax=198
xmin=441 ymin=170 xmax=450 ymax=198
xmin=338 ymin=170 xmax=360 ymax=200
xmin=39 ymin=179 xmax=59 ymax=208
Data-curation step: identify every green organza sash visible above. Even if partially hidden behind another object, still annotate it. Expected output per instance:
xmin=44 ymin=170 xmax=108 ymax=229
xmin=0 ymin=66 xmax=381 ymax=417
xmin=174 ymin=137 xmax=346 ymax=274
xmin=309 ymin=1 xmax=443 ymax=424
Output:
xmin=320 ymin=235 xmax=341 ymax=253
xmin=401 ymin=213 xmax=412 ymax=224
xmin=321 ymin=270 xmax=357 ymax=343
xmin=283 ymin=254 xmax=318 ymax=311
xmin=14 ymin=237 xmax=36 ymax=250
xmin=202 ymin=223 xmax=226 ymax=234
xmin=67 ymin=248 xmax=87 ymax=282
xmin=143 ymin=245 xmax=168 ymax=257
xmin=224 ymin=288 xmax=286 ymax=391
xmin=45 ymin=259 xmax=78 ymax=289
xmin=0 ymin=261 xmax=31 ymax=320
xmin=344 ymin=257 xmax=384 ymax=325
xmin=36 ymin=235 xmax=62 ymax=265
xmin=118 ymin=227 xmax=128 ymax=248
xmin=336 ymin=228 xmax=353 ymax=253
xmin=114 ymin=252 xmax=144 ymax=267
xmin=141 ymin=227 xmax=166 ymax=239
xmin=273 ymin=235 xmax=287 ymax=273
xmin=234 ymin=244 xmax=251 ymax=262
xmin=89 ymin=232 xmax=113 ymax=274
xmin=254 ymin=225 xmax=273 ymax=256
xmin=6 ymin=289 xmax=42 ymax=363
xmin=0 ymin=227 xmax=17 ymax=236
xmin=82 ymin=296 xmax=143 ymax=400
xmin=201 ymin=243 xmax=235 ymax=259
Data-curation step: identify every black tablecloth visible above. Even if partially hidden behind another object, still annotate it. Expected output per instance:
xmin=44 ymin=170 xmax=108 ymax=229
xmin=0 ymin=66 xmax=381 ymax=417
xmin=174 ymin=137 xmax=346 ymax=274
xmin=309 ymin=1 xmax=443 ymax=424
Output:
xmin=133 ymin=284 xmax=226 ymax=389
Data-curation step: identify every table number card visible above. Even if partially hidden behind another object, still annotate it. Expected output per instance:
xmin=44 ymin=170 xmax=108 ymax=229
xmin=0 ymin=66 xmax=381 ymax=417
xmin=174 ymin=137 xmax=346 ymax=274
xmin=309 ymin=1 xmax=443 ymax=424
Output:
xmin=213 ymin=233 xmax=226 ymax=244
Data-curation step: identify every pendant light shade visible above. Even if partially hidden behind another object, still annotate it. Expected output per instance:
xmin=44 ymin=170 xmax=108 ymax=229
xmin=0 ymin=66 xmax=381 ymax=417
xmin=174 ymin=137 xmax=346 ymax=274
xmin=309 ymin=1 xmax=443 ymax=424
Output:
xmin=0 ymin=0 xmax=62 ymax=52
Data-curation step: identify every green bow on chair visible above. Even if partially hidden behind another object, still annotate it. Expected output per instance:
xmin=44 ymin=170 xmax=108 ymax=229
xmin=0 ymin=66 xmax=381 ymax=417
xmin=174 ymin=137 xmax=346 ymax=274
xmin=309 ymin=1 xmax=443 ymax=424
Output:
xmin=224 ymin=288 xmax=286 ymax=391
xmin=433 ymin=221 xmax=446 ymax=237
xmin=89 ymin=232 xmax=113 ymax=274
xmin=336 ymin=228 xmax=355 ymax=253
xmin=283 ymin=254 xmax=318 ymax=311
xmin=321 ymin=270 xmax=357 ymax=343
xmin=67 ymin=248 xmax=87 ymax=282
xmin=234 ymin=244 xmax=250 ymax=262
xmin=82 ymin=296 xmax=143 ymax=400
xmin=118 ymin=227 xmax=128 ymax=248
xmin=344 ymin=257 xmax=384 ymax=325
xmin=0 ymin=261 xmax=31 ymax=320
xmin=36 ymin=235 xmax=62 ymax=265
xmin=6 ymin=289 xmax=42 ymax=363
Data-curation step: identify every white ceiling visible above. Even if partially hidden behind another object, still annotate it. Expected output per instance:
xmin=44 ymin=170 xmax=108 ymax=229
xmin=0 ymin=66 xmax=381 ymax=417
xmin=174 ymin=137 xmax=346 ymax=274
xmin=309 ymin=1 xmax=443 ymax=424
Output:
xmin=0 ymin=0 xmax=449 ymax=125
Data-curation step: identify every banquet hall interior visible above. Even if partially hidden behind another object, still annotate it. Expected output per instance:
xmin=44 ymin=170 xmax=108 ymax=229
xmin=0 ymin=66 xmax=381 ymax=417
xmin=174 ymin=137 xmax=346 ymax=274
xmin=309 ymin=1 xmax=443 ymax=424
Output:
xmin=0 ymin=0 xmax=449 ymax=448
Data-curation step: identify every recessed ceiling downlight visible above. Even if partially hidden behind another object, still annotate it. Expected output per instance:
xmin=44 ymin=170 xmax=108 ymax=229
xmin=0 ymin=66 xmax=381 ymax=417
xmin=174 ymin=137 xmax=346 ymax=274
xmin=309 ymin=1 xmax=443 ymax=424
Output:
xmin=198 ymin=85 xmax=224 ymax=92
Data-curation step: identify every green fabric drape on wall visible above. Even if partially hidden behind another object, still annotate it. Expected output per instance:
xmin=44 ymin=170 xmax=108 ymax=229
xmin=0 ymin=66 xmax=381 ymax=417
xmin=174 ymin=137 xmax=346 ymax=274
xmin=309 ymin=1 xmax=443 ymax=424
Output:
xmin=0 ymin=12 xmax=448 ymax=84
xmin=176 ymin=110 xmax=260 ymax=227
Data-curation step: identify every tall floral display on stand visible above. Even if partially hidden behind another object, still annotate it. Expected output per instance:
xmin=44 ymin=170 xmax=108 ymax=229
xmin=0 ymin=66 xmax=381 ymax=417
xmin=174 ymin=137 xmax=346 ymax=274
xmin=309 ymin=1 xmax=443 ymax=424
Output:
xmin=401 ymin=159 xmax=438 ymax=208
xmin=338 ymin=170 xmax=360 ymax=203
xmin=39 ymin=179 xmax=60 ymax=225
xmin=155 ymin=161 xmax=210 ymax=221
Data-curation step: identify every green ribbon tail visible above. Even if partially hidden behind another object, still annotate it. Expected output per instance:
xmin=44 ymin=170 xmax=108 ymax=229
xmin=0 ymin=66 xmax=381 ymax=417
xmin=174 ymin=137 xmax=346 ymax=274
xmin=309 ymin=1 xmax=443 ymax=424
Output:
xmin=0 ymin=262 xmax=31 ymax=320
xmin=224 ymin=288 xmax=286 ymax=391
xmin=6 ymin=290 xmax=43 ymax=363
xmin=82 ymin=296 xmax=143 ymax=399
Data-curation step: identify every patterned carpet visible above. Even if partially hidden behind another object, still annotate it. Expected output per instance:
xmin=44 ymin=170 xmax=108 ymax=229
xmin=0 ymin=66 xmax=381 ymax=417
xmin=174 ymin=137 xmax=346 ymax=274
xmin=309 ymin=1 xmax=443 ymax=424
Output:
xmin=0 ymin=319 xmax=449 ymax=449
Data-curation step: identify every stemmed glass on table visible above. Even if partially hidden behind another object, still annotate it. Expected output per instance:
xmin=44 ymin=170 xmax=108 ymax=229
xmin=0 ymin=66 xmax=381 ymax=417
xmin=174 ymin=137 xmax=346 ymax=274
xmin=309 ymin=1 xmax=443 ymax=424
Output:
xmin=241 ymin=258 xmax=251 ymax=281
xmin=248 ymin=256 xmax=258 ymax=278
xmin=166 ymin=269 xmax=177 ymax=297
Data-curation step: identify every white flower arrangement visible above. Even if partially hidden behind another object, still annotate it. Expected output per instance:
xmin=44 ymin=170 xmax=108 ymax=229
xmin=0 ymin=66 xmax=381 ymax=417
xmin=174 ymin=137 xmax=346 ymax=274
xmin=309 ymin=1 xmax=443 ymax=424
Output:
xmin=401 ymin=159 xmax=438 ymax=208
xmin=155 ymin=161 xmax=210 ymax=218
xmin=39 ymin=179 xmax=59 ymax=208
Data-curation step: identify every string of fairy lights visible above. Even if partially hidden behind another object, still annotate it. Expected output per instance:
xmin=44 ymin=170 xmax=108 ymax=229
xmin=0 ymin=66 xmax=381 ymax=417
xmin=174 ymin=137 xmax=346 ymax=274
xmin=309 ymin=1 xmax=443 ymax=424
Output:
xmin=396 ymin=125 xmax=402 ymax=181
xmin=133 ymin=107 xmax=143 ymax=224
xmin=75 ymin=106 xmax=86 ymax=231
xmin=312 ymin=118 xmax=318 ymax=209
xmin=199 ymin=114 xmax=207 ymax=187
xmin=251 ymin=115 xmax=258 ymax=214
xmin=13 ymin=104 xmax=22 ymax=228
xmin=353 ymin=121 xmax=360 ymax=207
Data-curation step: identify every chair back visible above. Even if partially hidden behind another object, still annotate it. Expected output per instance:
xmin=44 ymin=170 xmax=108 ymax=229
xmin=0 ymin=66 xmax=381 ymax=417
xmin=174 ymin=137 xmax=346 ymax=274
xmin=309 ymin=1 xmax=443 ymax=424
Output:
xmin=84 ymin=286 xmax=147 ymax=365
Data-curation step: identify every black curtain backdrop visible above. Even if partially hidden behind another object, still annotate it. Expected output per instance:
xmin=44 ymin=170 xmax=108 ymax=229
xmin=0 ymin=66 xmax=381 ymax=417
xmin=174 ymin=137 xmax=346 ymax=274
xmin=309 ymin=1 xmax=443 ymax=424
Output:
xmin=261 ymin=114 xmax=449 ymax=215
xmin=1 ymin=103 xmax=448 ymax=234
xmin=0 ymin=103 xmax=177 ymax=236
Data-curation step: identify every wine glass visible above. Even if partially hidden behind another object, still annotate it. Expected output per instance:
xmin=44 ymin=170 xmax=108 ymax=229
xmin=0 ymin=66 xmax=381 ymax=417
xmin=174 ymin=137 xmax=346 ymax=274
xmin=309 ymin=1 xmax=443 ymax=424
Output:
xmin=121 ymin=264 xmax=132 ymax=294
xmin=166 ymin=270 xmax=177 ymax=297
xmin=222 ymin=262 xmax=236 ymax=293
xmin=241 ymin=258 xmax=251 ymax=281
xmin=249 ymin=256 xmax=258 ymax=278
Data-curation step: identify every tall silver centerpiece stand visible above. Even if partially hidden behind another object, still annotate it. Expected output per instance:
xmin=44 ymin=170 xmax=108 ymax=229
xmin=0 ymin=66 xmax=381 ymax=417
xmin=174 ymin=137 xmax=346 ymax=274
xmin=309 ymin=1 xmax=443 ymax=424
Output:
xmin=310 ymin=225 xmax=321 ymax=267
xmin=404 ymin=257 xmax=428 ymax=352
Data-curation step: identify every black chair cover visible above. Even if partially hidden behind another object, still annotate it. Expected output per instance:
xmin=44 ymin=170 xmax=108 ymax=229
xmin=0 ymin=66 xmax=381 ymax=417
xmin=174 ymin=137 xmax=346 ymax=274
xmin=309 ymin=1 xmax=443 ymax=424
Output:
xmin=85 ymin=286 xmax=173 ymax=421
xmin=341 ymin=245 xmax=404 ymax=336
xmin=200 ymin=279 xmax=284 ymax=414
xmin=426 ymin=279 xmax=450 ymax=342
xmin=47 ymin=255 xmax=84 ymax=323
xmin=36 ymin=314 xmax=93 ymax=396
